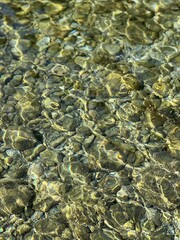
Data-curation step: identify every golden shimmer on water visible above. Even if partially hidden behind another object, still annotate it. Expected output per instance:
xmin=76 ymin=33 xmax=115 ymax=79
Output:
xmin=0 ymin=0 xmax=179 ymax=239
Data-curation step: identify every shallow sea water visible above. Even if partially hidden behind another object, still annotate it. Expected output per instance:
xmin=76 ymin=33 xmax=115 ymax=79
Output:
xmin=0 ymin=0 xmax=180 ymax=239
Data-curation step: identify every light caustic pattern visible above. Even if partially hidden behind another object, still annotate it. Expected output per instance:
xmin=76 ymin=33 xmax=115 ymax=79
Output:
xmin=0 ymin=0 xmax=179 ymax=239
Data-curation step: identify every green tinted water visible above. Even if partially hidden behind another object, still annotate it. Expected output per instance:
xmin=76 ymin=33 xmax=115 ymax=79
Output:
xmin=0 ymin=0 xmax=180 ymax=239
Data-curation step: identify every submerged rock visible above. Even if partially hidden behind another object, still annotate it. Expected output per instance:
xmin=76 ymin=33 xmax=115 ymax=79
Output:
xmin=3 ymin=126 xmax=37 ymax=151
xmin=0 ymin=178 xmax=34 ymax=216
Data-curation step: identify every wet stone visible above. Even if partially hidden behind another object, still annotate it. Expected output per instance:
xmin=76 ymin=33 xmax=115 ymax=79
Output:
xmin=16 ymin=224 xmax=31 ymax=235
xmin=0 ymin=32 xmax=7 ymax=44
xmin=0 ymin=178 xmax=34 ymax=216
xmin=51 ymin=64 xmax=69 ymax=76
xmin=27 ymin=162 xmax=44 ymax=183
xmin=44 ymin=2 xmax=65 ymax=16
xmin=3 ymin=126 xmax=37 ymax=151
xmin=126 ymin=20 xmax=158 ymax=44
xmin=133 ymin=167 xmax=180 ymax=210
xmin=104 ymin=44 xmax=121 ymax=56
xmin=75 ymin=56 xmax=90 ymax=68
xmin=62 ymin=114 xmax=76 ymax=131
xmin=16 ymin=95 xmax=41 ymax=122
xmin=35 ymin=216 xmax=67 ymax=237
xmin=36 ymin=37 xmax=50 ymax=50
xmin=98 ymin=173 xmax=121 ymax=194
